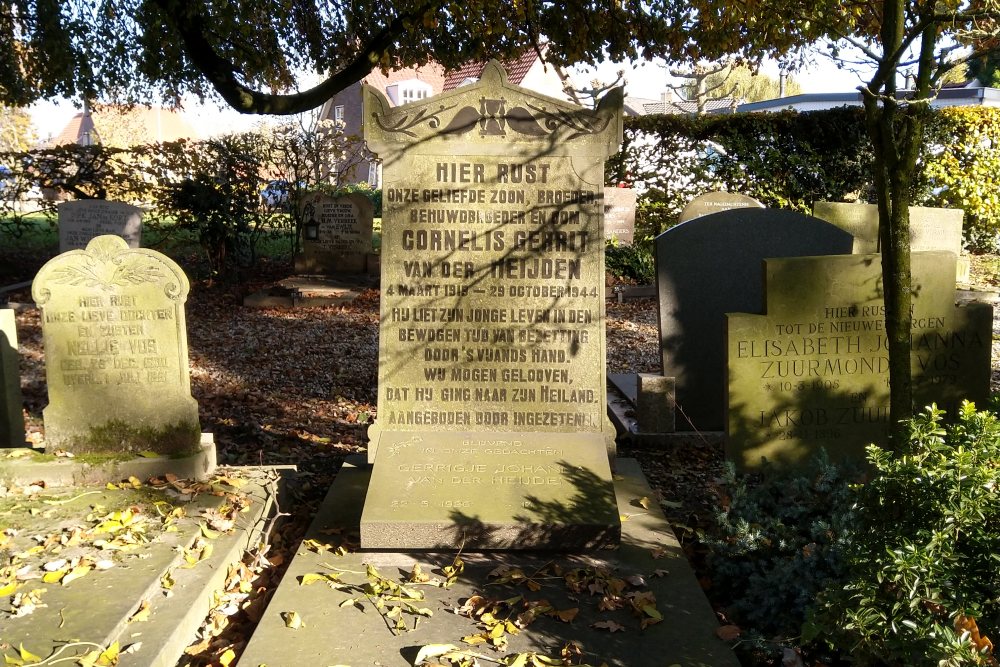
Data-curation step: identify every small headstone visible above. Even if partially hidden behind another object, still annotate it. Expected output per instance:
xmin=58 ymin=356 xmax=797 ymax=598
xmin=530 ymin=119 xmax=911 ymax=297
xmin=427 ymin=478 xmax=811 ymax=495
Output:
xmin=726 ymin=251 xmax=992 ymax=469
xmin=656 ymin=208 xmax=854 ymax=431
xmin=293 ymin=192 xmax=375 ymax=274
xmin=678 ymin=191 xmax=764 ymax=223
xmin=635 ymin=373 xmax=675 ymax=434
xmin=603 ymin=187 xmax=636 ymax=245
xmin=813 ymin=202 xmax=968 ymax=281
xmin=58 ymin=201 xmax=142 ymax=252
xmin=360 ymin=61 xmax=621 ymax=550
xmin=31 ymin=236 xmax=200 ymax=454
xmin=1 ymin=309 xmax=25 ymax=447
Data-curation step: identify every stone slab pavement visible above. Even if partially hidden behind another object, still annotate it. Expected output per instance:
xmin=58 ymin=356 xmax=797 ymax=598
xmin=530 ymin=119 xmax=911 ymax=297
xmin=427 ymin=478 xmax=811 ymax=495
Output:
xmin=240 ymin=458 xmax=738 ymax=667
xmin=0 ymin=466 xmax=287 ymax=666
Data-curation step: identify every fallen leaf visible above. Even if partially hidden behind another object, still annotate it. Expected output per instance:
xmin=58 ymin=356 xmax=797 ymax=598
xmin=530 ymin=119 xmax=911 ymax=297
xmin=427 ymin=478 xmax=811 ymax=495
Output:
xmin=591 ymin=620 xmax=626 ymax=632
xmin=129 ymin=601 xmax=151 ymax=623
xmin=282 ymin=610 xmax=304 ymax=629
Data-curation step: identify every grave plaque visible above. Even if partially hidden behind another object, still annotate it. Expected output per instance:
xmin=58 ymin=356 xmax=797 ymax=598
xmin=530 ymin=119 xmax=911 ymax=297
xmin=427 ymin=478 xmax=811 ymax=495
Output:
xmin=814 ymin=202 xmax=970 ymax=283
xmin=678 ymin=191 xmax=764 ymax=223
xmin=656 ymin=208 xmax=854 ymax=431
xmin=727 ymin=252 xmax=991 ymax=470
xmin=360 ymin=61 xmax=621 ymax=550
xmin=58 ymin=201 xmax=142 ymax=252
xmin=603 ymin=187 xmax=636 ymax=245
xmin=1 ymin=309 xmax=25 ymax=447
xmin=31 ymin=236 xmax=200 ymax=454
xmin=293 ymin=192 xmax=374 ymax=274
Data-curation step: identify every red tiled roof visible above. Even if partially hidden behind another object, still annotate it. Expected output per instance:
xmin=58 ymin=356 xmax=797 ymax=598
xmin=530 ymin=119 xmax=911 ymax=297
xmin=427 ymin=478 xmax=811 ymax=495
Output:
xmin=442 ymin=48 xmax=543 ymax=91
xmin=363 ymin=62 xmax=447 ymax=95
xmin=49 ymin=105 xmax=200 ymax=148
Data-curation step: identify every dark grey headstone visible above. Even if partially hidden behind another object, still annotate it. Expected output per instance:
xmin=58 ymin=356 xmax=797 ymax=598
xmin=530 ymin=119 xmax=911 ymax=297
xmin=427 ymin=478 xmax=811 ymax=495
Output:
xmin=655 ymin=208 xmax=854 ymax=431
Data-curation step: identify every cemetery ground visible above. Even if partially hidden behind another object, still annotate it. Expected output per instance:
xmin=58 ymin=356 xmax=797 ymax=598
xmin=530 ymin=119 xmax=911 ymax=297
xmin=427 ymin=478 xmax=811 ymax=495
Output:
xmin=4 ymin=228 xmax=1000 ymax=666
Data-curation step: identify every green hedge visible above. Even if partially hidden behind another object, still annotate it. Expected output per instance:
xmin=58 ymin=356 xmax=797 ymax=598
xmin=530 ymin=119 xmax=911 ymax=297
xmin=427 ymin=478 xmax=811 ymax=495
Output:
xmin=610 ymin=106 xmax=1000 ymax=251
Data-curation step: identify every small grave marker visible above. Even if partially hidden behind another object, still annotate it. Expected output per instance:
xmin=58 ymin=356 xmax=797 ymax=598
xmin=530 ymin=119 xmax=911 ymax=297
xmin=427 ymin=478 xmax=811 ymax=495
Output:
xmin=31 ymin=235 xmax=200 ymax=454
xmin=58 ymin=200 xmax=142 ymax=252
xmin=726 ymin=251 xmax=991 ymax=469
xmin=678 ymin=191 xmax=764 ymax=223
xmin=1 ymin=309 xmax=25 ymax=447
xmin=603 ymin=187 xmax=636 ymax=245
xmin=294 ymin=192 xmax=375 ymax=274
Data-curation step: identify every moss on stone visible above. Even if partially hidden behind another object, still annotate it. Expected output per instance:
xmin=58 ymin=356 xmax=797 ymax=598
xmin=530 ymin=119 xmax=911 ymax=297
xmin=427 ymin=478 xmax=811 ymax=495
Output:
xmin=66 ymin=419 xmax=201 ymax=456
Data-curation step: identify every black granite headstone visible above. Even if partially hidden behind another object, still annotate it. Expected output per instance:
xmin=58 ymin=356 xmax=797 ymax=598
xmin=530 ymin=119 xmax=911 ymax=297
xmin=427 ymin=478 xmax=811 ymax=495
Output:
xmin=655 ymin=208 xmax=854 ymax=431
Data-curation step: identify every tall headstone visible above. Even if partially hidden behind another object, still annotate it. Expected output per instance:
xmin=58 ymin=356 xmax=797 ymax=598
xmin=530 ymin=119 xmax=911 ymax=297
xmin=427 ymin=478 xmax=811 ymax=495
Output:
xmin=360 ymin=61 xmax=621 ymax=550
xmin=293 ymin=192 xmax=375 ymax=274
xmin=813 ymin=202 xmax=969 ymax=281
xmin=31 ymin=236 xmax=200 ymax=454
xmin=58 ymin=201 xmax=142 ymax=252
xmin=656 ymin=208 xmax=854 ymax=431
xmin=603 ymin=187 xmax=636 ymax=245
xmin=727 ymin=252 xmax=991 ymax=469
xmin=1 ymin=309 xmax=25 ymax=447
xmin=678 ymin=191 xmax=764 ymax=224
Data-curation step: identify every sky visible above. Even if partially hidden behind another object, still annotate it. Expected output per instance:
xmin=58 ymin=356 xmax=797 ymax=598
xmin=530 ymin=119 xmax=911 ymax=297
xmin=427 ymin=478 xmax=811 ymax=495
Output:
xmin=26 ymin=56 xmax=876 ymax=144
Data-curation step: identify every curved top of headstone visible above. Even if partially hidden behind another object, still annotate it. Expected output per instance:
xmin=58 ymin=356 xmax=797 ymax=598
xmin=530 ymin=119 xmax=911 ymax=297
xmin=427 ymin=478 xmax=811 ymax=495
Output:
xmin=363 ymin=60 xmax=623 ymax=158
xmin=32 ymin=234 xmax=190 ymax=306
xmin=678 ymin=191 xmax=765 ymax=224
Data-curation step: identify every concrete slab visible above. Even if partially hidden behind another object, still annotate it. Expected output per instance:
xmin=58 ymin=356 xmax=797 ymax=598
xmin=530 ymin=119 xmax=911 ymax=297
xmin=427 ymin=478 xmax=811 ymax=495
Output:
xmin=0 ymin=466 xmax=286 ymax=666
xmin=240 ymin=459 xmax=738 ymax=667
xmin=243 ymin=275 xmax=376 ymax=308
xmin=0 ymin=433 xmax=217 ymax=487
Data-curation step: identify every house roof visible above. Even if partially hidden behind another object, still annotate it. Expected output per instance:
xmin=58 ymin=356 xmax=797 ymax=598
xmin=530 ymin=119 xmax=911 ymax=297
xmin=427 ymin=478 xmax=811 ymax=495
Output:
xmin=50 ymin=105 xmax=200 ymax=148
xmin=641 ymin=98 xmax=739 ymax=115
xmin=442 ymin=48 xmax=543 ymax=91
xmin=363 ymin=62 xmax=447 ymax=95
xmin=735 ymin=87 xmax=1000 ymax=113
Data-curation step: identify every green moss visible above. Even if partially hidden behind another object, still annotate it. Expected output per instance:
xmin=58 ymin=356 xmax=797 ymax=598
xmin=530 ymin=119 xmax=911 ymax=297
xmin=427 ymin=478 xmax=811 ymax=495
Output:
xmin=68 ymin=419 xmax=201 ymax=456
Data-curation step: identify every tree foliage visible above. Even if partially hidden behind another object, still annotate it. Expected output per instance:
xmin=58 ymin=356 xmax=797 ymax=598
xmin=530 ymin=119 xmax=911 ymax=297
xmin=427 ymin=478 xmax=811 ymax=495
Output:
xmin=1 ymin=0 xmax=692 ymax=114
xmin=0 ymin=106 xmax=34 ymax=152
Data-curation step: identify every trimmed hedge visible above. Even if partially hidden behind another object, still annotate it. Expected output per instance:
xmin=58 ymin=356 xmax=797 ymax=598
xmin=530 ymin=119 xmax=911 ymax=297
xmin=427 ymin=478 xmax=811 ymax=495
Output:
xmin=610 ymin=106 xmax=1000 ymax=251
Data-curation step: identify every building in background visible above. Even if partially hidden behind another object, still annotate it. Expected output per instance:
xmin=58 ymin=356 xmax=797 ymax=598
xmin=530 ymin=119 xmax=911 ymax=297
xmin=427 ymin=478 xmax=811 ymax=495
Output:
xmin=319 ymin=47 xmax=573 ymax=187
xmin=49 ymin=103 xmax=200 ymax=148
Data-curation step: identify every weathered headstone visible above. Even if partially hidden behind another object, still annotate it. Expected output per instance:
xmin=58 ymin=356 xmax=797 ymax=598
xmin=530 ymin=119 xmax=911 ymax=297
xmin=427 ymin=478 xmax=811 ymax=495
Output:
xmin=293 ymin=192 xmax=375 ymax=274
xmin=656 ymin=208 xmax=854 ymax=431
xmin=360 ymin=61 xmax=621 ymax=550
xmin=813 ymin=202 xmax=969 ymax=281
xmin=31 ymin=236 xmax=200 ymax=454
xmin=58 ymin=201 xmax=142 ymax=252
xmin=1 ymin=309 xmax=25 ymax=447
xmin=603 ymin=187 xmax=636 ymax=245
xmin=678 ymin=191 xmax=764 ymax=224
xmin=726 ymin=251 xmax=991 ymax=469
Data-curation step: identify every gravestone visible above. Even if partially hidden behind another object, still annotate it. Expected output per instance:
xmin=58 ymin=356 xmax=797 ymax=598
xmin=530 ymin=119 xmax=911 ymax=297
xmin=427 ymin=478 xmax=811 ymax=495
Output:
xmin=813 ymin=202 xmax=969 ymax=281
xmin=1 ymin=309 xmax=25 ymax=447
xmin=58 ymin=201 xmax=142 ymax=252
xmin=678 ymin=191 xmax=764 ymax=223
xmin=656 ymin=208 xmax=854 ymax=431
xmin=360 ymin=61 xmax=621 ymax=550
xmin=31 ymin=235 xmax=200 ymax=454
xmin=603 ymin=187 xmax=636 ymax=245
xmin=727 ymin=251 xmax=991 ymax=469
xmin=293 ymin=192 xmax=375 ymax=274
